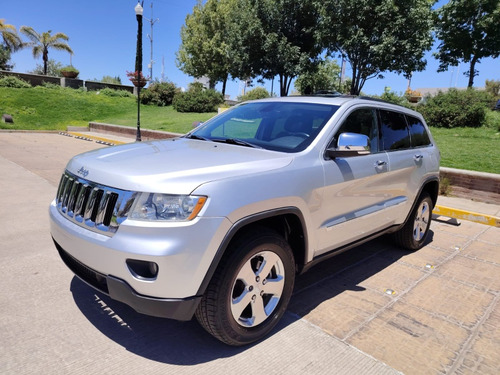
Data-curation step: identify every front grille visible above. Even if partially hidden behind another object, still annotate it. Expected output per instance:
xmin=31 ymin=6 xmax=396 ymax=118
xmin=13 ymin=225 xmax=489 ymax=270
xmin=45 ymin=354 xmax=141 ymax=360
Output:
xmin=55 ymin=240 xmax=109 ymax=294
xmin=55 ymin=171 xmax=135 ymax=236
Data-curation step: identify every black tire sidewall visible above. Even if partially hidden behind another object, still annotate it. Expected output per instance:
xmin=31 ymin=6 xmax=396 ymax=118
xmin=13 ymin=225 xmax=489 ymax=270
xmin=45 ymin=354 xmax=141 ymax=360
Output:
xmin=408 ymin=194 xmax=433 ymax=249
xmin=214 ymin=232 xmax=295 ymax=345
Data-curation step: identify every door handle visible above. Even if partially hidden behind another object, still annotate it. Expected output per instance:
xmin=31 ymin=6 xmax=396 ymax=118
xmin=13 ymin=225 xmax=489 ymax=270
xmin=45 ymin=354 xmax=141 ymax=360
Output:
xmin=375 ymin=160 xmax=387 ymax=167
xmin=414 ymin=154 xmax=423 ymax=161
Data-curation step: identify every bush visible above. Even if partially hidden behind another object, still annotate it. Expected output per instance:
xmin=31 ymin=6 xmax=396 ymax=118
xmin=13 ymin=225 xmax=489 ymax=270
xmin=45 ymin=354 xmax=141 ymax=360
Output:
xmin=0 ymin=76 xmax=31 ymax=88
xmin=41 ymin=82 xmax=63 ymax=89
xmin=485 ymin=110 xmax=500 ymax=131
xmin=141 ymin=81 xmax=178 ymax=106
xmin=418 ymin=88 xmax=495 ymax=128
xmin=373 ymin=87 xmax=411 ymax=108
xmin=485 ymin=79 xmax=500 ymax=97
xmin=60 ymin=65 xmax=79 ymax=74
xmin=173 ymin=85 xmax=223 ymax=113
xmin=99 ymin=88 xmax=134 ymax=98
xmin=238 ymin=87 xmax=271 ymax=102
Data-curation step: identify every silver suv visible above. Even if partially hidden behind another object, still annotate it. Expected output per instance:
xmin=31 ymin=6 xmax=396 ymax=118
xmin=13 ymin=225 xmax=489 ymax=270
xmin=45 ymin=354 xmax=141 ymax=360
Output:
xmin=50 ymin=96 xmax=440 ymax=346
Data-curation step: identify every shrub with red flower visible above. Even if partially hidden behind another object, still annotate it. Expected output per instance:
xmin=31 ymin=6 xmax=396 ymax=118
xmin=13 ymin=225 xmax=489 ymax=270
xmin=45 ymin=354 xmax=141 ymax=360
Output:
xmin=126 ymin=71 xmax=150 ymax=87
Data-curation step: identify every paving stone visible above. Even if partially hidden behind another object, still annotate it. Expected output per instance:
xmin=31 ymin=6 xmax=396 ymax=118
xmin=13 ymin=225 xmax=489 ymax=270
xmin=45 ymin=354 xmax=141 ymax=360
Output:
xmin=291 ymin=286 xmax=390 ymax=340
xmin=353 ymin=260 xmax=425 ymax=296
xmin=462 ymin=240 xmax=500 ymax=265
xmin=476 ymin=226 xmax=500 ymax=245
xmin=402 ymin=275 xmax=495 ymax=329
xmin=427 ymin=225 xmax=472 ymax=252
xmin=347 ymin=302 xmax=469 ymax=374
xmin=432 ymin=219 xmax=487 ymax=239
xmin=394 ymin=245 xmax=450 ymax=270
xmin=434 ymin=256 xmax=500 ymax=292
xmin=454 ymin=299 xmax=500 ymax=375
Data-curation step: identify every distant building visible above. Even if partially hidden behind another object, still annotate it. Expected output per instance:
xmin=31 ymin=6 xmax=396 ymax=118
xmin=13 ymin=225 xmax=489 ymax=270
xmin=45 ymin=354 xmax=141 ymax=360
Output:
xmin=194 ymin=76 xmax=210 ymax=89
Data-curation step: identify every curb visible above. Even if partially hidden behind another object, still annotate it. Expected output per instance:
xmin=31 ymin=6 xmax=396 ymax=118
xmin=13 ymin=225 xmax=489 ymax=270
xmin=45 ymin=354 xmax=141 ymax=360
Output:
xmin=67 ymin=131 xmax=127 ymax=146
xmin=433 ymin=205 xmax=500 ymax=228
xmin=59 ymin=131 xmax=128 ymax=146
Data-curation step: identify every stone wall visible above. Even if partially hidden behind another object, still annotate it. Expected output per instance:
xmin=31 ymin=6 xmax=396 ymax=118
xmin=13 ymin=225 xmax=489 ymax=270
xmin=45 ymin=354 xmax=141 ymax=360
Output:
xmin=0 ymin=70 xmax=134 ymax=93
xmin=440 ymin=167 xmax=500 ymax=204
xmin=1 ymin=71 xmax=61 ymax=86
xmin=89 ymin=122 xmax=181 ymax=140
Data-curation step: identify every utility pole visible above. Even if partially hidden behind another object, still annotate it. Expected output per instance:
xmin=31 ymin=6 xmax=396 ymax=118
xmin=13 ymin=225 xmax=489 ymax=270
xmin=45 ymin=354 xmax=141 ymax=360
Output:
xmin=145 ymin=2 xmax=159 ymax=80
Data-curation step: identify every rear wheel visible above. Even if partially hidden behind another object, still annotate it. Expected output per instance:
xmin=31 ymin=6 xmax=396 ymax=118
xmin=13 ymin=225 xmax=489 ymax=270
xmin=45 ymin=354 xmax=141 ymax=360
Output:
xmin=195 ymin=228 xmax=295 ymax=346
xmin=393 ymin=192 xmax=433 ymax=251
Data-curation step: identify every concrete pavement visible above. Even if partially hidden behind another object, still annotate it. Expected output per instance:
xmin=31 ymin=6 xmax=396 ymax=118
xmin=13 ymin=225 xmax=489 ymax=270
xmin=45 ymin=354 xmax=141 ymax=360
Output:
xmin=1 ymin=132 xmax=499 ymax=374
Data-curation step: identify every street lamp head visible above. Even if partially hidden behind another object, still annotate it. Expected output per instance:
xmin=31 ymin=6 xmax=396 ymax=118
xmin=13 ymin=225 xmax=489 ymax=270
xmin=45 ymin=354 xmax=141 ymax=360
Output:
xmin=135 ymin=2 xmax=143 ymax=16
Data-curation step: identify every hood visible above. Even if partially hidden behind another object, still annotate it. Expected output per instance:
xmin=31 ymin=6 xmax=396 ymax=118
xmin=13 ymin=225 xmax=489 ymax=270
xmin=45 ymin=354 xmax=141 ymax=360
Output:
xmin=66 ymin=138 xmax=293 ymax=194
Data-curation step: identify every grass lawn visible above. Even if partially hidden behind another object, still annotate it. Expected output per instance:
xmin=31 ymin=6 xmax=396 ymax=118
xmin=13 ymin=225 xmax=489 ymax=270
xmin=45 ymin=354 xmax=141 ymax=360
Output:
xmin=1 ymin=86 xmax=498 ymax=174
xmin=98 ymin=105 xmax=215 ymax=134
xmin=430 ymin=125 xmax=499 ymax=174
xmin=0 ymin=86 xmax=216 ymax=133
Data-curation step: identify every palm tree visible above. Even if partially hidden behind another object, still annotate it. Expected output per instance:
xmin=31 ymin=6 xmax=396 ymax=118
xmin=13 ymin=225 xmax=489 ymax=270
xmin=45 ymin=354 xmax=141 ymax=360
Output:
xmin=20 ymin=26 xmax=73 ymax=75
xmin=0 ymin=19 xmax=22 ymax=51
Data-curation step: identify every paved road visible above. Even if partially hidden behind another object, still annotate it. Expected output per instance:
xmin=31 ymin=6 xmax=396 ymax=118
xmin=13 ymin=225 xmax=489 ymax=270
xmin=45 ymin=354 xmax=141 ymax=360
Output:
xmin=1 ymin=133 xmax=499 ymax=374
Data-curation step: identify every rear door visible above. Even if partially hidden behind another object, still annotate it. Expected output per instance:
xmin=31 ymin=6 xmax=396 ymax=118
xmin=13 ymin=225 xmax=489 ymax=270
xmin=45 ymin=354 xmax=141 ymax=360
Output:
xmin=378 ymin=109 xmax=428 ymax=223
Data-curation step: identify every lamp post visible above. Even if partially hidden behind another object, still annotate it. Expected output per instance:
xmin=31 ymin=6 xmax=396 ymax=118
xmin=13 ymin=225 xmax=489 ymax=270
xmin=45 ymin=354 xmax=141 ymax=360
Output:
xmin=134 ymin=1 xmax=144 ymax=142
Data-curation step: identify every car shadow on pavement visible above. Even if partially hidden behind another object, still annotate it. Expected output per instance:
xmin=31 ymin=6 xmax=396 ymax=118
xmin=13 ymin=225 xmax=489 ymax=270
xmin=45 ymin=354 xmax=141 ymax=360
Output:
xmin=70 ymin=277 xmax=252 ymax=364
xmin=70 ymin=232 xmax=433 ymax=364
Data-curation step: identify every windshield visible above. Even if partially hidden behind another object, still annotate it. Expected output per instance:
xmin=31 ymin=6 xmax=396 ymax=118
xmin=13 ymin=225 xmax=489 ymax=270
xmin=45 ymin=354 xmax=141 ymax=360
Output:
xmin=188 ymin=101 xmax=339 ymax=152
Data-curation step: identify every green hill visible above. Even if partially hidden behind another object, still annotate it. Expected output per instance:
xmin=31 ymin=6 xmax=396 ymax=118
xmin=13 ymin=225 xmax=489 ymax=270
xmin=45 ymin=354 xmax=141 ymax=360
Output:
xmin=0 ymin=86 xmax=215 ymax=133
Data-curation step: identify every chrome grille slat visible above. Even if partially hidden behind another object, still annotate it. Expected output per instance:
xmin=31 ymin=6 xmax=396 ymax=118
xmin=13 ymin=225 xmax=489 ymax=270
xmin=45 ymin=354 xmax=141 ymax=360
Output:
xmin=55 ymin=171 xmax=135 ymax=236
xmin=95 ymin=191 xmax=111 ymax=226
xmin=67 ymin=181 xmax=81 ymax=217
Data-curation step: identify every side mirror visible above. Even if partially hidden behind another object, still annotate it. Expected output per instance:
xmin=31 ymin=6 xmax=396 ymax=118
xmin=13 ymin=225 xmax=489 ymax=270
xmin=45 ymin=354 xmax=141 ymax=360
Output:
xmin=326 ymin=132 xmax=370 ymax=159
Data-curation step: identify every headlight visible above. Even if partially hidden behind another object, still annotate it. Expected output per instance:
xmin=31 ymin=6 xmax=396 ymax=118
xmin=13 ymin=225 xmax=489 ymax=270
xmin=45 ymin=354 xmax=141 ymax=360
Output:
xmin=129 ymin=193 xmax=207 ymax=221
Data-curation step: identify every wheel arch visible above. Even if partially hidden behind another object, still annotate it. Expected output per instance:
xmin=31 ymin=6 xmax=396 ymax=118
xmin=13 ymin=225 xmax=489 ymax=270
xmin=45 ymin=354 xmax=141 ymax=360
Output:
xmin=195 ymin=207 xmax=308 ymax=296
xmin=394 ymin=176 xmax=440 ymax=232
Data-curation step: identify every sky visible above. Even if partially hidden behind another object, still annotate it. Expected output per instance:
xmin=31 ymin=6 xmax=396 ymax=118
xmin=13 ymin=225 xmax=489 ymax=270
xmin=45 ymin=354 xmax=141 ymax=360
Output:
xmin=3 ymin=0 xmax=499 ymax=100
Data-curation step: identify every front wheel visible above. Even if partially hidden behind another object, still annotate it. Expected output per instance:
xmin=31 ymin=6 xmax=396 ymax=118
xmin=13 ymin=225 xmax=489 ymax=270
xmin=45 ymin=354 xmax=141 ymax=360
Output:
xmin=393 ymin=192 xmax=433 ymax=251
xmin=195 ymin=228 xmax=295 ymax=346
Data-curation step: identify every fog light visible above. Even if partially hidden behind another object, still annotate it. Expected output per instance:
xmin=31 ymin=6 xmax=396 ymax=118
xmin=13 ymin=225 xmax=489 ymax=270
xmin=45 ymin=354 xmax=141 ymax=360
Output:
xmin=126 ymin=259 xmax=159 ymax=280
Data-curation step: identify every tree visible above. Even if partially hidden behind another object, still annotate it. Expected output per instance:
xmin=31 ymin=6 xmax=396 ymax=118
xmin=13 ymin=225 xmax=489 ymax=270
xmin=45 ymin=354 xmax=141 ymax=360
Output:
xmin=177 ymin=0 xmax=232 ymax=96
xmin=434 ymin=0 xmax=500 ymax=88
xmin=99 ymin=75 xmax=122 ymax=85
xmin=0 ymin=19 xmax=22 ymax=51
xmin=1 ymin=19 xmax=22 ymax=70
xmin=294 ymin=58 xmax=342 ymax=94
xmin=318 ymin=0 xmax=435 ymax=95
xmin=28 ymin=59 xmax=63 ymax=77
xmin=0 ymin=45 xmax=14 ymax=70
xmin=485 ymin=79 xmax=500 ymax=96
xmin=246 ymin=0 xmax=322 ymax=96
xmin=20 ymin=27 xmax=73 ymax=75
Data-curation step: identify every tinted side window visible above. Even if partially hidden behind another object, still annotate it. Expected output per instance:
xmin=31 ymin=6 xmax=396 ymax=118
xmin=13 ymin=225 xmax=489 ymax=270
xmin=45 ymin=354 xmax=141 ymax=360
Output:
xmin=379 ymin=110 xmax=410 ymax=151
xmin=331 ymin=108 xmax=379 ymax=153
xmin=406 ymin=115 xmax=431 ymax=147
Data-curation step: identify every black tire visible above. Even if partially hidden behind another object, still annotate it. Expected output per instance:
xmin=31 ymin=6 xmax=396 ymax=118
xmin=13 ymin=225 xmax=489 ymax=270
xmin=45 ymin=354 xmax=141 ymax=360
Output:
xmin=195 ymin=228 xmax=295 ymax=346
xmin=393 ymin=192 xmax=433 ymax=251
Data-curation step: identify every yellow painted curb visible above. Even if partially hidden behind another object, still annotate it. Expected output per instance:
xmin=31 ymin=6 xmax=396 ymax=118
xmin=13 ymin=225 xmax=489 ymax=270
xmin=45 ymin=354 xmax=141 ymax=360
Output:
xmin=68 ymin=132 xmax=128 ymax=146
xmin=433 ymin=205 xmax=500 ymax=228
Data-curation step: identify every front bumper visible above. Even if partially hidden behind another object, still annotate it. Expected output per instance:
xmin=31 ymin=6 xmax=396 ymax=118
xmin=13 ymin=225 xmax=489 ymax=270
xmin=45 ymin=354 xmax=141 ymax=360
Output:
xmin=49 ymin=199 xmax=232 ymax=314
xmin=54 ymin=239 xmax=200 ymax=320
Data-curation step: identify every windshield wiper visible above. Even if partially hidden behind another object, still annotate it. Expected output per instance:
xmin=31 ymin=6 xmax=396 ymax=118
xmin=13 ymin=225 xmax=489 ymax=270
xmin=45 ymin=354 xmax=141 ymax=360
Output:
xmin=185 ymin=134 xmax=211 ymax=141
xmin=214 ymin=138 xmax=262 ymax=148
